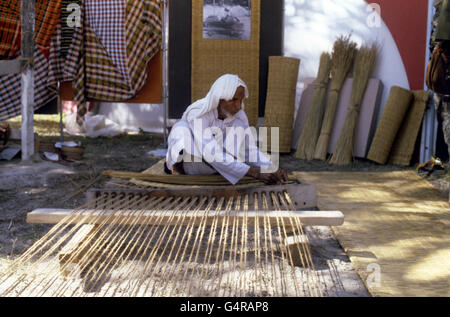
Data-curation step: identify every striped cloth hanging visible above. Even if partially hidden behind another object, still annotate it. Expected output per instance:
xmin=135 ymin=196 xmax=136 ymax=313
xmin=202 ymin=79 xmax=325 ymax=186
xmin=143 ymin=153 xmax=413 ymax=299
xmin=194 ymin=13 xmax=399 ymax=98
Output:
xmin=63 ymin=0 xmax=162 ymax=124
xmin=0 ymin=0 xmax=62 ymax=121
xmin=0 ymin=50 xmax=57 ymax=120
xmin=0 ymin=0 xmax=62 ymax=59
xmin=0 ymin=0 xmax=161 ymax=123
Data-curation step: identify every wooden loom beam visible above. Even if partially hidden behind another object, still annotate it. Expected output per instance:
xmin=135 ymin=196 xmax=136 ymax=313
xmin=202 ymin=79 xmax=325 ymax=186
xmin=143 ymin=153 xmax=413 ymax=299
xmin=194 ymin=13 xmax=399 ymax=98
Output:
xmin=0 ymin=59 xmax=21 ymax=75
xmin=27 ymin=208 xmax=344 ymax=227
xmin=58 ymin=224 xmax=97 ymax=277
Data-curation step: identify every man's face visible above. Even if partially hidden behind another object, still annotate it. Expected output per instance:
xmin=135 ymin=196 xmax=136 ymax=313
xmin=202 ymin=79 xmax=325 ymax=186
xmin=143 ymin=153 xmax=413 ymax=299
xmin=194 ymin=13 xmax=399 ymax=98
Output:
xmin=218 ymin=86 xmax=245 ymax=119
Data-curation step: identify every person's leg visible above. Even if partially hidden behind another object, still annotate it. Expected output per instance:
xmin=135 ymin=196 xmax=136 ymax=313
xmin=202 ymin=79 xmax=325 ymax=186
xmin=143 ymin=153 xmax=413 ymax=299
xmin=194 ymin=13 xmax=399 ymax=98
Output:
xmin=434 ymin=94 xmax=449 ymax=162
xmin=182 ymin=161 xmax=217 ymax=175
xmin=166 ymin=120 xmax=197 ymax=173
xmin=441 ymin=96 xmax=450 ymax=161
xmin=436 ymin=101 xmax=449 ymax=162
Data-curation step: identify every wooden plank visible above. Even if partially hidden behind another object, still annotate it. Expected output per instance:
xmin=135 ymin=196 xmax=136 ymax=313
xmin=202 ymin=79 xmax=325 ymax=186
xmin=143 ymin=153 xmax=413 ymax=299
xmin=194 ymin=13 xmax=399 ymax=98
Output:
xmin=88 ymin=183 xmax=318 ymax=211
xmin=27 ymin=208 xmax=345 ymax=227
xmin=9 ymin=129 xmax=38 ymax=141
xmin=59 ymin=224 xmax=96 ymax=261
xmin=59 ymin=224 xmax=97 ymax=277
xmin=8 ymin=129 xmax=40 ymax=152
xmin=284 ymin=235 xmax=310 ymax=267
xmin=20 ymin=0 xmax=35 ymax=161
xmin=0 ymin=59 xmax=21 ymax=75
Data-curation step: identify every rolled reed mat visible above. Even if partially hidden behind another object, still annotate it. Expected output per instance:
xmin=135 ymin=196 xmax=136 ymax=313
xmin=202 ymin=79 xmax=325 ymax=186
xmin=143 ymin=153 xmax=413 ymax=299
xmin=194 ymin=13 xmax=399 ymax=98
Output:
xmin=264 ymin=56 xmax=301 ymax=153
xmin=103 ymin=170 xmax=265 ymax=186
xmin=367 ymin=86 xmax=413 ymax=164
xmin=191 ymin=0 xmax=261 ymax=127
xmin=389 ymin=90 xmax=430 ymax=166
xmin=123 ymin=159 xmax=269 ymax=189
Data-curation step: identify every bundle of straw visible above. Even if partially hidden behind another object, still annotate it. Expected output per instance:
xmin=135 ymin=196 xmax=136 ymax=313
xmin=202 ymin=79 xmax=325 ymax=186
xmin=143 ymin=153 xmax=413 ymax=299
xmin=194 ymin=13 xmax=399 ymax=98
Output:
xmin=330 ymin=43 xmax=378 ymax=165
xmin=314 ymin=35 xmax=357 ymax=160
xmin=295 ymin=53 xmax=332 ymax=160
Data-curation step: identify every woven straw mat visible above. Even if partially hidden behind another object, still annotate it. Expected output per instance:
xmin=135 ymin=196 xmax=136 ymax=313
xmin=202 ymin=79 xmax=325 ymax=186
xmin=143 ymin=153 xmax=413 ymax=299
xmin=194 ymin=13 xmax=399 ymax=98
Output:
xmin=367 ymin=86 xmax=413 ymax=164
xmin=130 ymin=159 xmax=266 ymax=188
xmin=264 ymin=56 xmax=300 ymax=153
xmin=389 ymin=90 xmax=430 ymax=166
xmin=191 ymin=0 xmax=261 ymax=127
xmin=296 ymin=171 xmax=450 ymax=297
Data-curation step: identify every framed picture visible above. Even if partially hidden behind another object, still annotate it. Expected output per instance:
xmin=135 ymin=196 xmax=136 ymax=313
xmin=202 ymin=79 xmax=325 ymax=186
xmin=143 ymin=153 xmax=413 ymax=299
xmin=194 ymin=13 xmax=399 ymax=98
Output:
xmin=202 ymin=0 xmax=251 ymax=40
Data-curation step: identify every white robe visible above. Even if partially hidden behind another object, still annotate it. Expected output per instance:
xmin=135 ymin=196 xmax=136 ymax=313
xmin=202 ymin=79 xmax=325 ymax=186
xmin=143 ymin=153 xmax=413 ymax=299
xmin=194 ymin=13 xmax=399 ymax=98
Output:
xmin=166 ymin=108 xmax=271 ymax=185
xmin=166 ymin=74 xmax=271 ymax=185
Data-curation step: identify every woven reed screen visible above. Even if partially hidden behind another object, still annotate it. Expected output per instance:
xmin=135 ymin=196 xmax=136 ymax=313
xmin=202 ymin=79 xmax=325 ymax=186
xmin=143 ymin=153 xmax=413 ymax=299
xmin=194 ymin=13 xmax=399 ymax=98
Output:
xmin=264 ymin=56 xmax=300 ymax=153
xmin=389 ymin=90 xmax=430 ymax=166
xmin=367 ymin=86 xmax=413 ymax=164
xmin=191 ymin=0 xmax=261 ymax=127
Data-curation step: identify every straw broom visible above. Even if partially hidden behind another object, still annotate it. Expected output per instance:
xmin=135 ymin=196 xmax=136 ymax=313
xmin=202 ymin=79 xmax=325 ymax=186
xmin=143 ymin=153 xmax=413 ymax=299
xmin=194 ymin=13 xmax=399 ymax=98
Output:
xmin=330 ymin=43 xmax=378 ymax=165
xmin=295 ymin=53 xmax=332 ymax=160
xmin=314 ymin=35 xmax=357 ymax=160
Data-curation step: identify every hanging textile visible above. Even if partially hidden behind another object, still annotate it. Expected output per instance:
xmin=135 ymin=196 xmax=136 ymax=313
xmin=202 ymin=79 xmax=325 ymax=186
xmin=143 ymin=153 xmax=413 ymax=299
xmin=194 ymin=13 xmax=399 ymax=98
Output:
xmin=0 ymin=1 xmax=20 ymax=59
xmin=0 ymin=0 xmax=62 ymax=121
xmin=0 ymin=49 xmax=58 ymax=120
xmin=60 ymin=0 xmax=81 ymax=59
xmin=85 ymin=0 xmax=129 ymax=82
xmin=48 ymin=23 xmax=70 ymax=85
xmin=62 ymin=0 xmax=162 ymax=124
xmin=0 ymin=0 xmax=62 ymax=59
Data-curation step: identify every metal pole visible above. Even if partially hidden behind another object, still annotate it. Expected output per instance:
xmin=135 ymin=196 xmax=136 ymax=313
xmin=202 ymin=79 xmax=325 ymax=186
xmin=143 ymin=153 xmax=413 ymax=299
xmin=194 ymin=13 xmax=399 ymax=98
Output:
xmin=21 ymin=0 xmax=36 ymax=161
xmin=162 ymin=0 xmax=169 ymax=148
xmin=58 ymin=81 xmax=64 ymax=144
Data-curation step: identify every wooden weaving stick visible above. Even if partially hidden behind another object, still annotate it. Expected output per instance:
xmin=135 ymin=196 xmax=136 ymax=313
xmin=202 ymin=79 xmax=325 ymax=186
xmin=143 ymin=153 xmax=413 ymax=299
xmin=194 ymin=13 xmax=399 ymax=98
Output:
xmin=27 ymin=208 xmax=344 ymax=227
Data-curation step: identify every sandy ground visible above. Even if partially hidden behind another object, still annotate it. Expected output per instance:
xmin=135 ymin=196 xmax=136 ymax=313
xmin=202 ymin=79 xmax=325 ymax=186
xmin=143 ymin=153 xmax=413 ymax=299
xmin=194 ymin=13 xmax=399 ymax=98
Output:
xmin=0 ymin=131 xmax=448 ymax=297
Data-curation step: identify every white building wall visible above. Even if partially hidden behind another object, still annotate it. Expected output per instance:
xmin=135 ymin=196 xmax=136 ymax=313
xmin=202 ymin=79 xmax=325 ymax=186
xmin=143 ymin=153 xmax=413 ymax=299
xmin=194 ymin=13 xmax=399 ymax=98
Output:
xmin=283 ymin=0 xmax=410 ymax=125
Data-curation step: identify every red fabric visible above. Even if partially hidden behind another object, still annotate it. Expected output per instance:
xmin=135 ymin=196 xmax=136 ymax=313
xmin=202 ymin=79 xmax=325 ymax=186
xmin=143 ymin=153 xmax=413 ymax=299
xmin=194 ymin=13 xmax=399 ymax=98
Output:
xmin=0 ymin=0 xmax=62 ymax=58
xmin=368 ymin=0 xmax=428 ymax=90
xmin=0 ymin=1 xmax=20 ymax=58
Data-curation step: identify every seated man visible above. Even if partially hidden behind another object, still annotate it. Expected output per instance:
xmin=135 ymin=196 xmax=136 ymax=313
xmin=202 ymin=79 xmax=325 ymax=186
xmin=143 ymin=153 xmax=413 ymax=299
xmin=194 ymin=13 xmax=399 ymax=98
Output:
xmin=165 ymin=74 xmax=287 ymax=185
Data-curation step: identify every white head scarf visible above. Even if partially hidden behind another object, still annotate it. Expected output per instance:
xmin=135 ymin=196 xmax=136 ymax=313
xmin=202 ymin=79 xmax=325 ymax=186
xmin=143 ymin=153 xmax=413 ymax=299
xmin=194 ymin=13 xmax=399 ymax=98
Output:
xmin=182 ymin=74 xmax=249 ymax=122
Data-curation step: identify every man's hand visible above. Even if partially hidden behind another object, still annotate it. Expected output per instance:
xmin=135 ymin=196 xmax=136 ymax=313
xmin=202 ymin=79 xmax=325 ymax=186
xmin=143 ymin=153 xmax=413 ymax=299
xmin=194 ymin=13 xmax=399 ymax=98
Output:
xmin=0 ymin=123 xmax=8 ymax=133
xmin=247 ymin=167 xmax=288 ymax=185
